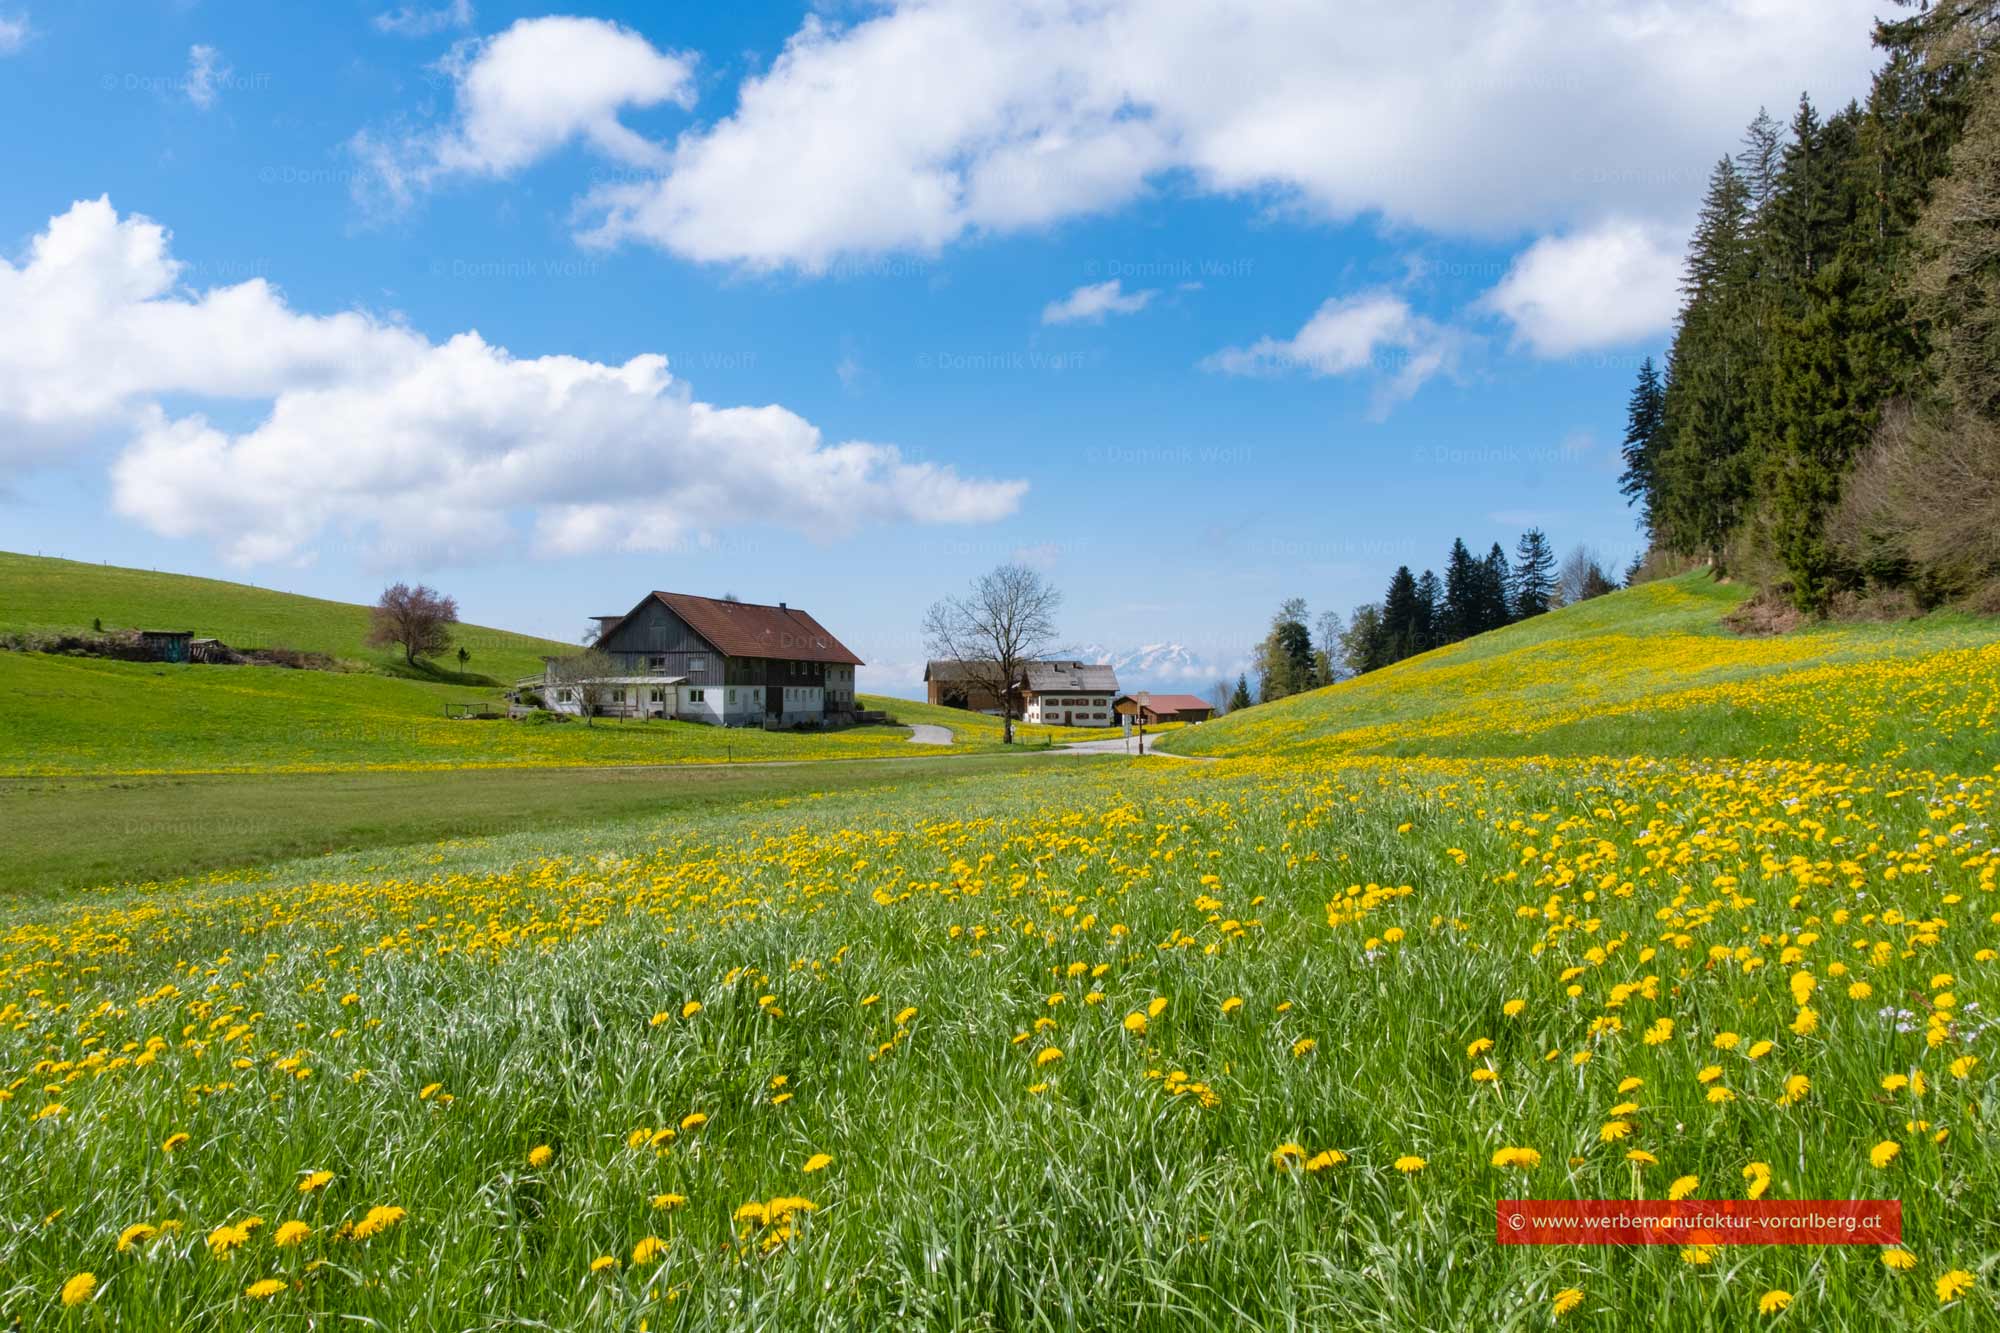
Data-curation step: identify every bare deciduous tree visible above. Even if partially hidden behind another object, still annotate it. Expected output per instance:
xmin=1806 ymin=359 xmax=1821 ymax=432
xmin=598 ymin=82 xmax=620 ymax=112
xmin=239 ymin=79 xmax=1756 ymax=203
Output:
xmin=1556 ymin=546 xmax=1618 ymax=606
xmin=922 ymin=564 xmax=1062 ymax=745
xmin=547 ymin=648 xmax=618 ymax=727
xmin=367 ymin=583 xmax=459 ymax=666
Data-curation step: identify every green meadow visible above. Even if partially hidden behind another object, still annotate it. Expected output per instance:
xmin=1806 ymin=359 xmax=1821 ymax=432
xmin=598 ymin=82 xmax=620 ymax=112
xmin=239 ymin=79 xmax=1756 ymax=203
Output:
xmin=3 ymin=567 xmax=1998 ymax=1329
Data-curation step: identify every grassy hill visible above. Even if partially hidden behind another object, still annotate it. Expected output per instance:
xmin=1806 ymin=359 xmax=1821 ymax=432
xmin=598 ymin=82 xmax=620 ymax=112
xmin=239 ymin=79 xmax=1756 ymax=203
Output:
xmin=1168 ymin=570 xmax=2000 ymax=772
xmin=6 ymin=562 xmax=2000 ymax=1328
xmin=0 ymin=551 xmax=569 ymax=684
xmin=0 ymin=552 xmax=1066 ymax=775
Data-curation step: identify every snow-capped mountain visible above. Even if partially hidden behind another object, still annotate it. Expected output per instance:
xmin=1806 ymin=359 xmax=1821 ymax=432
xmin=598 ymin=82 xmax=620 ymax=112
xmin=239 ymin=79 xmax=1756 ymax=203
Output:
xmin=1078 ymin=642 xmax=1214 ymax=689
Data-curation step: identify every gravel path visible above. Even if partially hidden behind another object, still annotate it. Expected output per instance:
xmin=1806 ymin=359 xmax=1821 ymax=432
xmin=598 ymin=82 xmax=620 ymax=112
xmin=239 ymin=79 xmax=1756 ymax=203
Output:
xmin=906 ymin=724 xmax=953 ymax=746
xmin=1052 ymin=733 xmax=1213 ymax=760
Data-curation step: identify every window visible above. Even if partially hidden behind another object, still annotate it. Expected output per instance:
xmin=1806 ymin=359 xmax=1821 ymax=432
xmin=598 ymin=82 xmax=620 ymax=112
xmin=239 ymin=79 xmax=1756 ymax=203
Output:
xmin=649 ymin=688 xmax=664 ymax=703
xmin=648 ymin=654 xmax=667 ymax=671
xmin=611 ymin=689 xmax=625 ymax=702
xmin=728 ymin=689 xmax=737 ymax=705
xmin=689 ymin=657 xmax=706 ymax=673
xmin=688 ymin=688 xmax=705 ymax=703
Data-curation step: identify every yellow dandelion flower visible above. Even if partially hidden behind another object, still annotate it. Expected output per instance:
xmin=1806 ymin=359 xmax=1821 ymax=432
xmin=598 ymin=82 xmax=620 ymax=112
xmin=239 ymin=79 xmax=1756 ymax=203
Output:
xmin=1758 ymin=1290 xmax=1791 ymax=1316
xmin=895 ymin=1006 xmax=918 ymax=1025
xmin=1936 ymin=1271 xmax=1975 ymax=1303
xmin=590 ymin=1255 xmax=617 ymax=1273
xmin=802 ymin=1153 xmax=833 ymax=1173
xmin=1625 ymin=1150 xmax=1658 ymax=1166
xmin=1643 ymin=1018 xmax=1673 ymax=1045
xmin=1870 ymin=1140 xmax=1901 ymax=1169
xmin=1490 ymin=1147 xmax=1541 ymax=1170
xmin=1123 ymin=1012 xmax=1148 ymax=1034
xmin=1393 ymin=1155 xmax=1426 ymax=1174
xmin=1503 ymin=999 xmax=1526 ymax=1018
xmin=1304 ymin=1149 xmax=1346 ymax=1172
xmin=1221 ymin=996 xmax=1244 ymax=1015
xmin=272 ymin=1221 xmax=309 ymax=1248
xmin=350 ymin=1205 xmax=405 ymax=1241
xmin=1681 ymin=1245 xmax=1714 ymax=1266
xmin=1668 ymin=1175 xmax=1699 ymax=1201
xmin=1270 ymin=1143 xmax=1305 ymax=1169
xmin=1599 ymin=1120 xmax=1633 ymax=1143
xmin=1713 ymin=1032 xmax=1740 ymax=1051
xmin=60 ymin=1273 xmax=96 ymax=1307
xmin=1036 ymin=1047 xmax=1063 ymax=1067
xmin=1553 ymin=1288 xmax=1584 ymax=1319
xmin=161 ymin=1132 xmax=190 ymax=1153
xmin=244 ymin=1278 xmax=287 ymax=1300
xmin=1467 ymin=1037 xmax=1495 ymax=1059
xmin=631 ymin=1235 xmax=665 ymax=1264
xmin=680 ymin=1000 xmax=703 ymax=1018
xmin=680 ymin=1112 xmax=708 ymax=1132
xmin=1291 ymin=1037 xmax=1316 ymax=1058
xmin=527 ymin=1144 xmax=554 ymax=1169
xmin=652 ymin=1193 xmax=687 ymax=1209
xmin=1881 ymin=1249 xmax=1917 ymax=1271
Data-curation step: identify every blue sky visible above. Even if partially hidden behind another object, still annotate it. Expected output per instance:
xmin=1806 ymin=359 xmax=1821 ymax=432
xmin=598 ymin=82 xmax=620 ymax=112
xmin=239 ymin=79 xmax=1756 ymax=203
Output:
xmin=0 ymin=1 xmax=1889 ymax=695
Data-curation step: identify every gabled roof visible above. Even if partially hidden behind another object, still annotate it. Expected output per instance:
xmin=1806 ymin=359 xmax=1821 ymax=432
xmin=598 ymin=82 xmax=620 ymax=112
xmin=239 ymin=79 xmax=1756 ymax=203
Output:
xmin=1136 ymin=693 xmax=1212 ymax=714
xmin=1023 ymin=660 xmax=1119 ymax=693
xmin=618 ymin=591 xmax=864 ymax=665
xmin=925 ymin=659 xmax=999 ymax=683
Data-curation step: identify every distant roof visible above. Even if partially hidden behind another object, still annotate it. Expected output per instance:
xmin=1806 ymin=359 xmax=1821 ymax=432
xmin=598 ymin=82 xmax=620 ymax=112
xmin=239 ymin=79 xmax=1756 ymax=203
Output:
xmin=1139 ymin=693 xmax=1212 ymax=714
xmin=924 ymin=659 xmax=992 ymax=682
xmin=620 ymin=592 xmax=864 ymax=666
xmin=1023 ymin=660 xmax=1119 ymax=692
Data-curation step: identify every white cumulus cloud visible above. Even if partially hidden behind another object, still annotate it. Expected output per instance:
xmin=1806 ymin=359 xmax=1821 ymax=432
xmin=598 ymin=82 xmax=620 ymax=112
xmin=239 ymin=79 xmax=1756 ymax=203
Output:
xmin=0 ymin=198 xmax=1026 ymax=565
xmin=351 ymin=16 xmax=697 ymax=212
xmin=557 ymin=0 xmax=1882 ymax=272
xmin=1480 ymin=218 xmax=1686 ymax=357
xmin=0 ymin=13 xmax=29 ymax=54
xmin=1204 ymin=291 xmax=1467 ymax=415
xmin=1041 ymin=279 xmax=1155 ymax=326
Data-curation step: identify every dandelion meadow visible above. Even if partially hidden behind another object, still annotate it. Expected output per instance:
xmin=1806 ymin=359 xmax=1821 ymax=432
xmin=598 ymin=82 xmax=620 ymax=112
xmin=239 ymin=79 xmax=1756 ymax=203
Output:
xmin=6 ymin=577 xmax=2000 ymax=1329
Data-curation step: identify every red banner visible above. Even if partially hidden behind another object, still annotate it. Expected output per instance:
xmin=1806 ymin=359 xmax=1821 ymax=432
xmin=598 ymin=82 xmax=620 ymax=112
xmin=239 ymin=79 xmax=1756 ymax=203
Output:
xmin=1497 ymin=1199 xmax=1901 ymax=1246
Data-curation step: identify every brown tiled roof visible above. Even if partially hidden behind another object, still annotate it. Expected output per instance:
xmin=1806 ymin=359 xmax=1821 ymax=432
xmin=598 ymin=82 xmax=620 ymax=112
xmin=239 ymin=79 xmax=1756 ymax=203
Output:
xmin=650 ymin=592 xmax=863 ymax=665
xmin=1141 ymin=693 xmax=1212 ymax=714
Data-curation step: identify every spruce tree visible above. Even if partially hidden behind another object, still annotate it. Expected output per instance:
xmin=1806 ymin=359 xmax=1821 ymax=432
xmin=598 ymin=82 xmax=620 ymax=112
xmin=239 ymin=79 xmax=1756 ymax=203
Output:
xmin=1618 ymin=358 xmax=1666 ymax=530
xmin=1380 ymin=566 xmax=1423 ymax=662
xmin=1512 ymin=529 xmax=1557 ymax=618
xmin=1441 ymin=539 xmax=1480 ymax=642
xmin=1481 ymin=543 xmax=1515 ymax=631
xmin=1412 ymin=570 xmax=1442 ymax=652
xmin=1765 ymin=254 xmax=1898 ymax=611
xmin=1229 ymin=674 xmax=1252 ymax=713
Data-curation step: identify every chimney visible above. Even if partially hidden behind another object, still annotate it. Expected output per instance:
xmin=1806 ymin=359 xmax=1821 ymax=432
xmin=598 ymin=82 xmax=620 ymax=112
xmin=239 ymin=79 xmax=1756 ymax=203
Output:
xmin=779 ymin=601 xmax=787 ymax=609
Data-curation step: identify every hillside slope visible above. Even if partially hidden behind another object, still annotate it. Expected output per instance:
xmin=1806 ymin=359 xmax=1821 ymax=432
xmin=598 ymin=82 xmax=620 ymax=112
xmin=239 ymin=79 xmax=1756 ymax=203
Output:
xmin=1170 ymin=571 xmax=2000 ymax=771
xmin=0 ymin=551 xmax=571 ymax=683
xmin=0 ymin=553 xmax=965 ymax=774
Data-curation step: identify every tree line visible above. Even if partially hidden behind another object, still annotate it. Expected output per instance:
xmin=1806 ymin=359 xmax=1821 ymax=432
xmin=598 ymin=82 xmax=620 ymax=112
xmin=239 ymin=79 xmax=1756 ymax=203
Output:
xmin=1224 ymin=529 xmax=1617 ymax=710
xmin=1621 ymin=1 xmax=2000 ymax=614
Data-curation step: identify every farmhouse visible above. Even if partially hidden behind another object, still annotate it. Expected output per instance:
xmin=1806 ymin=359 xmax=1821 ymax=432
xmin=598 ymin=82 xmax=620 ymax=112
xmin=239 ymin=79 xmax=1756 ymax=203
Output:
xmin=1114 ymin=692 xmax=1215 ymax=725
xmin=925 ymin=658 xmax=1120 ymax=727
xmin=544 ymin=591 xmax=863 ymax=727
